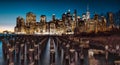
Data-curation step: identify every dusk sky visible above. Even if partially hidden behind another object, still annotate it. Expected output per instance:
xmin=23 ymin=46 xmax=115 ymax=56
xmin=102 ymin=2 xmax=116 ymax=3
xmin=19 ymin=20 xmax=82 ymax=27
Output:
xmin=0 ymin=0 xmax=120 ymax=32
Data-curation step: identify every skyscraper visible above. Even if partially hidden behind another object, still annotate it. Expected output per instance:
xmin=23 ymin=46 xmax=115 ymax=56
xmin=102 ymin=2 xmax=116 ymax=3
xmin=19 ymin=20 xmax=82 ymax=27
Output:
xmin=40 ymin=15 xmax=46 ymax=23
xmin=52 ymin=14 xmax=56 ymax=22
xmin=86 ymin=5 xmax=90 ymax=20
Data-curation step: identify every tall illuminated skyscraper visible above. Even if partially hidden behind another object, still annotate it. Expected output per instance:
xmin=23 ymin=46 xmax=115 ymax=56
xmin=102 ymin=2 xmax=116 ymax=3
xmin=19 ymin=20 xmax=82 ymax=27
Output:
xmin=52 ymin=14 xmax=56 ymax=21
xmin=86 ymin=5 xmax=90 ymax=20
xmin=26 ymin=12 xmax=36 ymax=26
xmin=73 ymin=9 xmax=77 ymax=27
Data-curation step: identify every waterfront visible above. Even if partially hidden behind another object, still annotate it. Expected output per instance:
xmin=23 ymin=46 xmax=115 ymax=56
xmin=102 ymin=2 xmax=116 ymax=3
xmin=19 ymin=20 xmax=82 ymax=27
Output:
xmin=0 ymin=34 xmax=120 ymax=65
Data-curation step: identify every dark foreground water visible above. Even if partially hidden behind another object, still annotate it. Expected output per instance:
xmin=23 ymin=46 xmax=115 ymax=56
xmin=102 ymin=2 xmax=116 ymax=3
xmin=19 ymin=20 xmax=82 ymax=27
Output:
xmin=0 ymin=41 xmax=118 ymax=65
xmin=0 ymin=34 xmax=120 ymax=65
xmin=0 ymin=41 xmax=3 ymax=65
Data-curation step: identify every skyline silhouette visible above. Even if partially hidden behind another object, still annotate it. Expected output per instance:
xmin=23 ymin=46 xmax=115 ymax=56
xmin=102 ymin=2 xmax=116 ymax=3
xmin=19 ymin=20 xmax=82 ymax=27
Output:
xmin=0 ymin=0 xmax=120 ymax=32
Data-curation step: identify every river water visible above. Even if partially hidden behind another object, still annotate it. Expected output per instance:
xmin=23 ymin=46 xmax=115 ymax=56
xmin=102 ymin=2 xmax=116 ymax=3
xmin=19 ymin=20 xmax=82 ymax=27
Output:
xmin=0 ymin=41 xmax=3 ymax=65
xmin=0 ymin=34 xmax=119 ymax=65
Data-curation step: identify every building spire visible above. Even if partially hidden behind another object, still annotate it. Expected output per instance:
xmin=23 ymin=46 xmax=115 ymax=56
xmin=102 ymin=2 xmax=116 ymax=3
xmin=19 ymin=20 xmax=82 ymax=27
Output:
xmin=86 ymin=4 xmax=90 ymax=20
xmin=87 ymin=4 xmax=89 ymax=11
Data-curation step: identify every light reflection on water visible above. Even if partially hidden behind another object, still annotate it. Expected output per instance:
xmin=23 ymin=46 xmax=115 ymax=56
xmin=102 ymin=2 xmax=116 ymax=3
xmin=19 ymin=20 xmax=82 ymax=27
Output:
xmin=41 ymin=38 xmax=50 ymax=65
xmin=0 ymin=34 xmax=119 ymax=65
xmin=0 ymin=41 xmax=3 ymax=65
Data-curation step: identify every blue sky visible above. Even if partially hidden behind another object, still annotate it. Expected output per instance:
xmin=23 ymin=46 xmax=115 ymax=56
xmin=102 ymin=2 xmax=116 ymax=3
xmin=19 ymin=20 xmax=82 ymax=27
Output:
xmin=0 ymin=0 xmax=120 ymax=31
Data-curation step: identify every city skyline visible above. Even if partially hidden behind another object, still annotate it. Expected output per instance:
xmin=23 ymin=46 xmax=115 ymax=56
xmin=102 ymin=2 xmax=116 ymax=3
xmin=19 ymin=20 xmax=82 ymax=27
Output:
xmin=0 ymin=0 xmax=120 ymax=32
